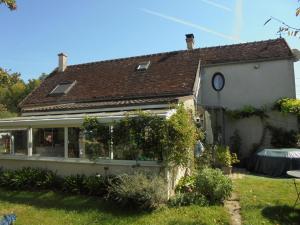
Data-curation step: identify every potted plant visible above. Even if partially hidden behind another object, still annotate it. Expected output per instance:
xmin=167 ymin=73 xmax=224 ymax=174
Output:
xmin=215 ymin=145 xmax=239 ymax=175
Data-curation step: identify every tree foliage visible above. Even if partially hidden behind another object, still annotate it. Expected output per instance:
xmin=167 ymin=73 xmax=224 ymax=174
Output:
xmin=0 ymin=68 xmax=43 ymax=115
xmin=274 ymin=98 xmax=300 ymax=116
xmin=0 ymin=0 xmax=16 ymax=10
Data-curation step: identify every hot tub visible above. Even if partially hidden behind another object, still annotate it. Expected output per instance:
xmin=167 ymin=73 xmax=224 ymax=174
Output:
xmin=248 ymin=148 xmax=300 ymax=177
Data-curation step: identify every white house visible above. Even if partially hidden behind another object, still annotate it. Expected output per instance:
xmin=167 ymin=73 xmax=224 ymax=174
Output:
xmin=0 ymin=34 xmax=297 ymax=175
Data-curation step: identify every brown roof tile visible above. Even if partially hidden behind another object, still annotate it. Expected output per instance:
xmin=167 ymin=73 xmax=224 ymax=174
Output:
xmin=20 ymin=38 xmax=293 ymax=111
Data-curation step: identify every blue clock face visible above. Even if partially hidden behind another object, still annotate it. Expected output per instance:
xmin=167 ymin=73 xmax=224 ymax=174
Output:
xmin=212 ymin=73 xmax=225 ymax=91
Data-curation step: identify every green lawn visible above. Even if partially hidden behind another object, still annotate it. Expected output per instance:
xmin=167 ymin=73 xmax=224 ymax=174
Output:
xmin=234 ymin=175 xmax=300 ymax=225
xmin=0 ymin=189 xmax=230 ymax=225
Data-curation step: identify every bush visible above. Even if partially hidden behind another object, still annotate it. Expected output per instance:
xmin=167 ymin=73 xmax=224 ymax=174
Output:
xmin=85 ymin=174 xmax=117 ymax=196
xmin=62 ymin=174 xmax=87 ymax=195
xmin=0 ymin=167 xmax=119 ymax=198
xmin=172 ymin=168 xmax=233 ymax=206
xmin=169 ymin=192 xmax=208 ymax=207
xmin=107 ymin=173 xmax=167 ymax=211
xmin=0 ymin=167 xmax=60 ymax=190
xmin=175 ymin=175 xmax=196 ymax=193
xmin=194 ymin=168 xmax=232 ymax=204
xmin=274 ymin=98 xmax=300 ymax=116
xmin=215 ymin=145 xmax=239 ymax=167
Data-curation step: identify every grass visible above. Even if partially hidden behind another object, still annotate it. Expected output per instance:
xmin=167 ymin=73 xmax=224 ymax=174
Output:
xmin=0 ymin=189 xmax=230 ymax=225
xmin=234 ymin=175 xmax=300 ymax=225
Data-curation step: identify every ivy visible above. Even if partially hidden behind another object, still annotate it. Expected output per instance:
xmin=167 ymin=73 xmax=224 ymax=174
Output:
xmin=82 ymin=105 xmax=198 ymax=167
xmin=274 ymin=98 xmax=300 ymax=116
xmin=225 ymin=105 xmax=268 ymax=120
xmin=166 ymin=105 xmax=197 ymax=167
xmin=113 ymin=111 xmax=166 ymax=161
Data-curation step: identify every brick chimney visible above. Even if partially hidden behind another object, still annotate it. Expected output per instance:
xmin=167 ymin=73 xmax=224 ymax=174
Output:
xmin=185 ymin=34 xmax=195 ymax=50
xmin=58 ymin=53 xmax=67 ymax=72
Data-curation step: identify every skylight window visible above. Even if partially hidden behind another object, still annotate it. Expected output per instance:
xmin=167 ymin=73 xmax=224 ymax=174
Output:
xmin=136 ymin=61 xmax=151 ymax=71
xmin=49 ymin=81 xmax=76 ymax=96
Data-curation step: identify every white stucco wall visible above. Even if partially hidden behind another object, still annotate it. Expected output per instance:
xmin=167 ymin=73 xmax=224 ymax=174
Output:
xmin=198 ymin=59 xmax=298 ymax=158
xmin=224 ymin=111 xmax=298 ymax=158
xmin=199 ymin=59 xmax=296 ymax=109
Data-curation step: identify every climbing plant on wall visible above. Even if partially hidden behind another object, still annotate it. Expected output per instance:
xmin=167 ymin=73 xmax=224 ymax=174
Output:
xmin=165 ymin=104 xmax=197 ymax=167
xmin=225 ymin=105 xmax=268 ymax=120
xmin=225 ymin=105 xmax=269 ymax=156
xmin=113 ymin=111 xmax=167 ymax=161
xmin=82 ymin=104 xmax=198 ymax=167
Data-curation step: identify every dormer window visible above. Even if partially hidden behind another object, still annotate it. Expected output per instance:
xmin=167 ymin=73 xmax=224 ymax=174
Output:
xmin=49 ymin=81 xmax=76 ymax=96
xmin=136 ymin=61 xmax=151 ymax=71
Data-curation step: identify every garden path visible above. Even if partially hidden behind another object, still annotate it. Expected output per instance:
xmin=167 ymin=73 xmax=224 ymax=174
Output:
xmin=225 ymin=168 xmax=248 ymax=225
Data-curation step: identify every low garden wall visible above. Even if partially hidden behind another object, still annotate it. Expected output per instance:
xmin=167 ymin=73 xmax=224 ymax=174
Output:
xmin=0 ymin=157 xmax=163 ymax=176
xmin=0 ymin=157 xmax=186 ymax=198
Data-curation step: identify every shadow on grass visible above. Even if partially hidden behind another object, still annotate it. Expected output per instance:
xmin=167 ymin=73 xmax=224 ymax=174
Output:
xmin=167 ymin=220 xmax=207 ymax=225
xmin=0 ymin=188 xmax=146 ymax=218
xmin=261 ymin=205 xmax=300 ymax=225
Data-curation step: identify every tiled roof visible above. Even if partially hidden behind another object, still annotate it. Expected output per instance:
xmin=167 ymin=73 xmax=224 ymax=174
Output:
xmin=20 ymin=38 xmax=293 ymax=112
xmin=21 ymin=96 xmax=180 ymax=113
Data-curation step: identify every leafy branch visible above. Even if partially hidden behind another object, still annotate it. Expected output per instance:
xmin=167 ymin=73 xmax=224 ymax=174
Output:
xmin=264 ymin=1 xmax=300 ymax=38
xmin=0 ymin=0 xmax=16 ymax=10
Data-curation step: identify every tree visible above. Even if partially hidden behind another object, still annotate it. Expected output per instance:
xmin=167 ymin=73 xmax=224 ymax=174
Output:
xmin=0 ymin=0 xmax=16 ymax=10
xmin=265 ymin=2 xmax=300 ymax=38
xmin=0 ymin=68 xmax=43 ymax=113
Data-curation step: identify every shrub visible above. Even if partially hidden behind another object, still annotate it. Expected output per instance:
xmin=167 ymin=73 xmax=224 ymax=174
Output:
xmin=0 ymin=167 xmax=60 ymax=190
xmin=215 ymin=145 xmax=239 ymax=167
xmin=194 ymin=168 xmax=233 ymax=204
xmin=274 ymin=98 xmax=300 ymax=116
xmin=175 ymin=175 xmax=196 ymax=193
xmin=0 ymin=167 xmax=118 ymax=198
xmin=62 ymin=174 xmax=87 ymax=195
xmin=85 ymin=174 xmax=117 ymax=196
xmin=107 ymin=173 xmax=167 ymax=211
xmin=169 ymin=192 xmax=208 ymax=207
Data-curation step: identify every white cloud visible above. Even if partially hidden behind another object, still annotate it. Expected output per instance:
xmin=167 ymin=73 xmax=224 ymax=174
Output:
xmin=200 ymin=0 xmax=232 ymax=12
xmin=141 ymin=8 xmax=240 ymax=41
xmin=234 ymin=0 xmax=243 ymax=40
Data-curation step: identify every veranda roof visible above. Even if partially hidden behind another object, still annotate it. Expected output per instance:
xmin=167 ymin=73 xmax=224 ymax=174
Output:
xmin=0 ymin=109 xmax=175 ymax=129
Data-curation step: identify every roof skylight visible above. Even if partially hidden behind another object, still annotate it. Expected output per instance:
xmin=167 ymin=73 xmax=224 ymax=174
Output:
xmin=49 ymin=81 xmax=76 ymax=96
xmin=136 ymin=61 xmax=151 ymax=71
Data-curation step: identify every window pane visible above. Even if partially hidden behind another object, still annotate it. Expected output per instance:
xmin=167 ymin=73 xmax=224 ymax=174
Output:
xmin=11 ymin=130 xmax=28 ymax=155
xmin=0 ymin=132 xmax=12 ymax=154
xmin=49 ymin=81 xmax=76 ymax=96
xmin=85 ymin=125 xmax=110 ymax=159
xmin=0 ymin=130 xmax=27 ymax=155
xmin=68 ymin=127 xmax=80 ymax=158
xmin=33 ymin=128 xmax=64 ymax=157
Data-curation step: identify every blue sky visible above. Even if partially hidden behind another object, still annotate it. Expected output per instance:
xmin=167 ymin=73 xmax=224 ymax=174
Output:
xmin=0 ymin=0 xmax=300 ymax=96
